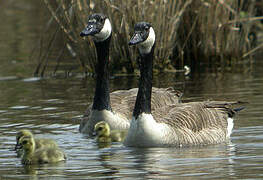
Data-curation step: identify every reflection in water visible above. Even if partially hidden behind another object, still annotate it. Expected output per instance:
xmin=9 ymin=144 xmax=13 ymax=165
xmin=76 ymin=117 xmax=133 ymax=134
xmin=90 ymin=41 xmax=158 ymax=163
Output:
xmin=96 ymin=142 xmax=112 ymax=149
xmin=97 ymin=150 xmax=120 ymax=177
xmin=0 ymin=66 xmax=262 ymax=179
xmin=21 ymin=162 xmax=66 ymax=179
xmin=23 ymin=165 xmax=38 ymax=180
xmin=0 ymin=71 xmax=262 ymax=179
xmin=120 ymin=144 xmax=238 ymax=179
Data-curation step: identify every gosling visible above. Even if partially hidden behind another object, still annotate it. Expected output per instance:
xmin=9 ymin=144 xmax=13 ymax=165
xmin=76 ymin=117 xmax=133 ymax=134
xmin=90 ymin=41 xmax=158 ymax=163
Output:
xmin=15 ymin=129 xmax=58 ymax=157
xmin=94 ymin=121 xmax=127 ymax=143
xmin=19 ymin=136 xmax=66 ymax=165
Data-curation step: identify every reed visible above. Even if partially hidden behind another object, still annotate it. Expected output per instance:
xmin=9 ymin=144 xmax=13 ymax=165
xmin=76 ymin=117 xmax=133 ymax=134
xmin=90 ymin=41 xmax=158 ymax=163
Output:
xmin=174 ymin=0 xmax=261 ymax=68
xmin=34 ymin=0 xmax=262 ymax=76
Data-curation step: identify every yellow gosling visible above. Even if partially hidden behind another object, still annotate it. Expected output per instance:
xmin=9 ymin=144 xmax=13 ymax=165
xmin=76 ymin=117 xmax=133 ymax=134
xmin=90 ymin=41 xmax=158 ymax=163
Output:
xmin=94 ymin=121 xmax=127 ymax=143
xmin=15 ymin=129 xmax=58 ymax=157
xmin=19 ymin=136 xmax=66 ymax=165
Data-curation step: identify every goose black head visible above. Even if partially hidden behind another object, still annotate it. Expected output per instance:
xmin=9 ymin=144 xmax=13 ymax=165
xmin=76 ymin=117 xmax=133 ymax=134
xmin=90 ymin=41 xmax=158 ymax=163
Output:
xmin=129 ymin=22 xmax=155 ymax=55
xmin=80 ymin=13 xmax=112 ymax=42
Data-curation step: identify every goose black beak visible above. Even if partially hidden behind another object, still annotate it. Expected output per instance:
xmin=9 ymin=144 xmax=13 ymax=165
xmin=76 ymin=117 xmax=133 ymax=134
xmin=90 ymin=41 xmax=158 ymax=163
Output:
xmin=80 ymin=25 xmax=99 ymax=37
xmin=129 ymin=33 xmax=144 ymax=45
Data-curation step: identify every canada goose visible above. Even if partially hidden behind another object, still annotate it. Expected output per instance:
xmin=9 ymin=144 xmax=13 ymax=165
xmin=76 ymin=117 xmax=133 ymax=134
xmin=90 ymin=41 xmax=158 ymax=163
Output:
xmin=15 ymin=129 xmax=58 ymax=157
xmin=124 ymin=22 xmax=245 ymax=147
xmin=79 ymin=13 xmax=182 ymax=136
xmin=94 ymin=121 xmax=127 ymax=143
xmin=18 ymin=136 xmax=66 ymax=165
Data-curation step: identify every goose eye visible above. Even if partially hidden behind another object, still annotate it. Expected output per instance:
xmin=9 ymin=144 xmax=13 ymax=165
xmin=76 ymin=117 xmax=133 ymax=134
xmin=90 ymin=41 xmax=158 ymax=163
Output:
xmin=22 ymin=140 xmax=28 ymax=145
xmin=99 ymin=18 xmax=104 ymax=23
xmin=98 ymin=127 xmax=103 ymax=131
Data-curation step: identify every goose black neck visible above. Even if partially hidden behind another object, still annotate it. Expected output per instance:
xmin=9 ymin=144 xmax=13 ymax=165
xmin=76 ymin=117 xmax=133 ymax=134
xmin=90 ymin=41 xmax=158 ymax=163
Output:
xmin=92 ymin=34 xmax=112 ymax=111
xmin=133 ymin=44 xmax=155 ymax=119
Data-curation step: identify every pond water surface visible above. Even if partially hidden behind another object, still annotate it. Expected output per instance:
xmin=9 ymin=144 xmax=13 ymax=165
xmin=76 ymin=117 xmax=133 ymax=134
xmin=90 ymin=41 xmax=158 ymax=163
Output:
xmin=0 ymin=1 xmax=263 ymax=179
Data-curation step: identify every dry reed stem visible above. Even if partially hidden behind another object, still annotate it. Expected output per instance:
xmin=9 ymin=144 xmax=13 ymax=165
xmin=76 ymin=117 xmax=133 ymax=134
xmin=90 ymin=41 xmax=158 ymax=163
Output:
xmin=226 ymin=16 xmax=263 ymax=24
xmin=242 ymin=43 xmax=263 ymax=58
xmin=38 ymin=0 xmax=260 ymax=75
xmin=43 ymin=0 xmax=76 ymax=43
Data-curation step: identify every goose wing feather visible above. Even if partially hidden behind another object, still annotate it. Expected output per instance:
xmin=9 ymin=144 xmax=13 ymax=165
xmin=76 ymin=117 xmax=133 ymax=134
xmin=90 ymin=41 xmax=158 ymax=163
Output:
xmin=111 ymin=87 xmax=181 ymax=117
xmin=152 ymin=101 xmax=244 ymax=145
xmin=156 ymin=101 xmax=243 ymax=130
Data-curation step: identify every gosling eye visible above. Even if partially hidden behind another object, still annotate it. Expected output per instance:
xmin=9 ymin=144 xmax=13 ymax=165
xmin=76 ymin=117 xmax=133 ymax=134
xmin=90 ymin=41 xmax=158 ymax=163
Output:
xmin=98 ymin=127 xmax=103 ymax=131
xmin=22 ymin=140 xmax=28 ymax=145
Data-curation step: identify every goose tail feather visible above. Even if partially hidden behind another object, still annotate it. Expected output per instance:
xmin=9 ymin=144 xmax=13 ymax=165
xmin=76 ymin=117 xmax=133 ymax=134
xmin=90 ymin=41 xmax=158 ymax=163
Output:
xmin=204 ymin=101 xmax=247 ymax=117
xmin=233 ymin=106 xmax=246 ymax=112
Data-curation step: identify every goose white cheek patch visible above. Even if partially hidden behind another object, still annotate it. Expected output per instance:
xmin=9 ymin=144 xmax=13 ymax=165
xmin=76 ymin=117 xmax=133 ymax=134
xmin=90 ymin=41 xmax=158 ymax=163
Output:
xmin=138 ymin=27 xmax=155 ymax=55
xmin=93 ymin=18 xmax=112 ymax=42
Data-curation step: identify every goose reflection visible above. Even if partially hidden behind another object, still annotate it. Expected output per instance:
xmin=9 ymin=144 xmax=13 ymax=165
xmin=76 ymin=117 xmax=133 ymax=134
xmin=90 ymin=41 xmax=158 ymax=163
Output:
xmin=123 ymin=143 xmax=237 ymax=178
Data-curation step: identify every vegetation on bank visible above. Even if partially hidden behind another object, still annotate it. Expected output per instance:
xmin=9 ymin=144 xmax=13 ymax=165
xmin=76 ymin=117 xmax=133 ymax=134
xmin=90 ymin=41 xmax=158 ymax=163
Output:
xmin=33 ymin=0 xmax=263 ymax=76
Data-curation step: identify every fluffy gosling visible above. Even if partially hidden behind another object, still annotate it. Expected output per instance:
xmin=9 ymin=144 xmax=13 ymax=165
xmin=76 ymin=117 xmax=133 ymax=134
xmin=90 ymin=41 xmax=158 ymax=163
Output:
xmin=94 ymin=121 xmax=127 ymax=143
xmin=15 ymin=129 xmax=58 ymax=157
xmin=19 ymin=136 xmax=66 ymax=165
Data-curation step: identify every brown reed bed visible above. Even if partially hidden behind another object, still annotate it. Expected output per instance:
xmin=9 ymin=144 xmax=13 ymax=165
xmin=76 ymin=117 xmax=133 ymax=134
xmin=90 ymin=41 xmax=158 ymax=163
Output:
xmin=33 ymin=0 xmax=263 ymax=76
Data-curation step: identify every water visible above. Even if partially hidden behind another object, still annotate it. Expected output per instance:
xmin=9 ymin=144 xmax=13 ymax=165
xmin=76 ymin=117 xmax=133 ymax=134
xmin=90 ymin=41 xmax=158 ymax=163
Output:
xmin=1 ymin=1 xmax=263 ymax=179
xmin=1 ymin=75 xmax=263 ymax=179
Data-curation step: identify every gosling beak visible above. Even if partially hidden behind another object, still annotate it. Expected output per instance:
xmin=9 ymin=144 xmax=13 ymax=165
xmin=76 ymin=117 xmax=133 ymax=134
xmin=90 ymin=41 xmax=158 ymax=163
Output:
xmin=80 ymin=25 xmax=99 ymax=37
xmin=92 ymin=131 xmax=97 ymax=136
xmin=14 ymin=143 xmax=22 ymax=151
xmin=129 ymin=32 xmax=144 ymax=45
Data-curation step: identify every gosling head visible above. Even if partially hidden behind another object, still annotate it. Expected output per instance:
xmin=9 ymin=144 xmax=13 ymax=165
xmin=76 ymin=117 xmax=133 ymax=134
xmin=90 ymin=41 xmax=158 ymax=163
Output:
xmin=19 ymin=136 xmax=35 ymax=153
xmin=129 ymin=22 xmax=155 ymax=55
xmin=94 ymin=121 xmax=111 ymax=137
xmin=15 ymin=129 xmax=34 ymax=150
xmin=80 ymin=13 xmax=112 ymax=42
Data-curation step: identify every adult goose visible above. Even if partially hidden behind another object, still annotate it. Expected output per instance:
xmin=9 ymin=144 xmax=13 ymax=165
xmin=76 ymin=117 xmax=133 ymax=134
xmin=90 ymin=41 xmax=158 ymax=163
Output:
xmin=124 ymin=22 xmax=245 ymax=147
xmin=79 ymin=14 xmax=182 ymax=135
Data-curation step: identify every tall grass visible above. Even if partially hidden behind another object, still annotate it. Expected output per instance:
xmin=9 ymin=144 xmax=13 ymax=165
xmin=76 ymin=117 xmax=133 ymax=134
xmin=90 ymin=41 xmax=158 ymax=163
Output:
xmin=174 ymin=0 xmax=261 ymax=67
xmin=34 ymin=0 xmax=262 ymax=76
